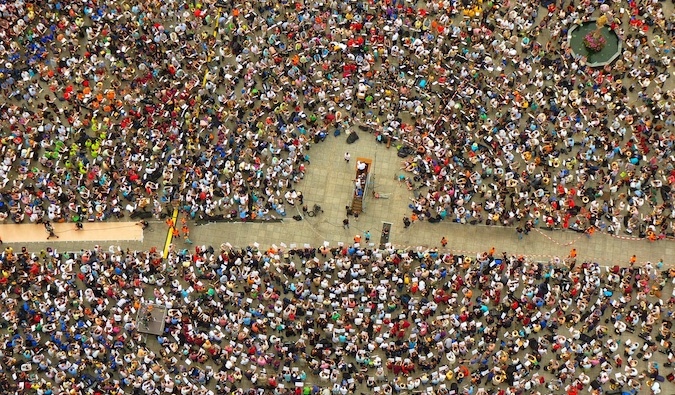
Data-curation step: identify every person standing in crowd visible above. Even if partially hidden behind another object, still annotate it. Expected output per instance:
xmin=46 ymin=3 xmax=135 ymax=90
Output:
xmin=343 ymin=218 xmax=350 ymax=229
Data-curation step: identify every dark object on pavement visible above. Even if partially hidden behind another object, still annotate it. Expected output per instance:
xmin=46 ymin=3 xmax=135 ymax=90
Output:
xmin=397 ymin=146 xmax=415 ymax=158
xmin=130 ymin=211 xmax=153 ymax=219
xmin=346 ymin=132 xmax=359 ymax=144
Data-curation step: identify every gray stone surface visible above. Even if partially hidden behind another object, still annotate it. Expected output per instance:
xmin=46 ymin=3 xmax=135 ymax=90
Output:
xmin=137 ymin=303 xmax=168 ymax=336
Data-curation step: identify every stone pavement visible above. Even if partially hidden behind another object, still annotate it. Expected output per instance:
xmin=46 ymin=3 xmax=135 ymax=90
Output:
xmin=0 ymin=221 xmax=143 ymax=243
xmin=6 ymin=135 xmax=674 ymax=267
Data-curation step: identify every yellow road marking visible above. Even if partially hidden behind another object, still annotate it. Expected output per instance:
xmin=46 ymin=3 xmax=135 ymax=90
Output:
xmin=163 ymin=208 xmax=179 ymax=259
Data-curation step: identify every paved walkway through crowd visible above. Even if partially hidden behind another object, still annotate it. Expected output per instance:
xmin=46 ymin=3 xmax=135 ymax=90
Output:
xmin=0 ymin=220 xmax=143 ymax=243
xmin=7 ymin=136 xmax=673 ymax=267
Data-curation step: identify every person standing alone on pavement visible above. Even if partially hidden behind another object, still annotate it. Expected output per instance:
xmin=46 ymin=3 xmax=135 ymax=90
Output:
xmin=45 ymin=221 xmax=59 ymax=239
xmin=344 ymin=152 xmax=351 ymax=163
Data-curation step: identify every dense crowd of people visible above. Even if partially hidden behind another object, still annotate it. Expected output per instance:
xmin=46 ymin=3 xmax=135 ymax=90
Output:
xmin=399 ymin=0 xmax=675 ymax=238
xmin=0 ymin=242 xmax=674 ymax=395
xmin=0 ymin=0 xmax=673 ymax=236
xmin=1 ymin=0 xmax=675 ymax=393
